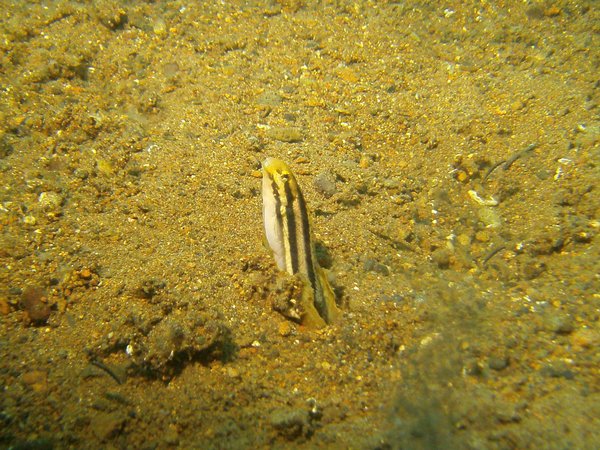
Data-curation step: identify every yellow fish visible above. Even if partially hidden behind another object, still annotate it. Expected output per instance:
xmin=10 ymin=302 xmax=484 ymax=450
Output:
xmin=261 ymin=158 xmax=339 ymax=327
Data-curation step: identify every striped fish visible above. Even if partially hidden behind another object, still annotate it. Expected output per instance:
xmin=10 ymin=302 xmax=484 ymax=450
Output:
xmin=261 ymin=157 xmax=339 ymax=327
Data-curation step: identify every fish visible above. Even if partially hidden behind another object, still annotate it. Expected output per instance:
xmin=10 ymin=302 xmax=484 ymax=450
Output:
xmin=261 ymin=157 xmax=339 ymax=327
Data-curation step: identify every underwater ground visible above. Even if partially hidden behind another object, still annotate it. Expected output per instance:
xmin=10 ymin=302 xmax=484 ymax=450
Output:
xmin=1 ymin=1 xmax=598 ymax=449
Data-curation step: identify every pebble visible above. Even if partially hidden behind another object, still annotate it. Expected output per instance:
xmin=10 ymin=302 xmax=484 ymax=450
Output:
xmin=0 ymin=297 xmax=10 ymax=315
xmin=270 ymin=408 xmax=308 ymax=440
xmin=266 ymin=127 xmax=303 ymax=143
xmin=20 ymin=286 xmax=52 ymax=324
xmin=91 ymin=413 xmax=126 ymax=441
xmin=544 ymin=313 xmax=574 ymax=334
xmin=431 ymin=248 xmax=452 ymax=269
xmin=96 ymin=158 xmax=115 ymax=176
xmin=23 ymin=215 xmax=36 ymax=225
xmin=494 ymin=403 xmax=521 ymax=423
xmin=226 ymin=367 xmax=241 ymax=379
xmin=313 ymin=171 xmax=337 ymax=197
xmin=469 ymin=190 xmax=498 ymax=207
xmin=256 ymin=91 xmax=282 ymax=106
xmin=456 ymin=170 xmax=470 ymax=182
xmin=541 ymin=361 xmax=575 ymax=379
xmin=571 ymin=328 xmax=598 ymax=349
xmin=488 ymin=356 xmax=509 ymax=371
xmin=336 ymin=66 xmax=359 ymax=83
xmin=38 ymin=191 xmax=63 ymax=212
xmin=278 ymin=321 xmax=292 ymax=337
xmin=363 ymin=258 xmax=390 ymax=276
xmin=164 ymin=425 xmax=180 ymax=445
xmin=521 ymin=260 xmax=547 ymax=280
xmin=21 ymin=370 xmax=48 ymax=392
xmin=457 ymin=233 xmax=471 ymax=246
xmin=358 ymin=155 xmax=371 ymax=168
xmin=152 ymin=18 xmax=167 ymax=36
xmin=477 ymin=207 xmax=502 ymax=228
xmin=475 ymin=230 xmax=490 ymax=243
xmin=79 ymin=268 xmax=93 ymax=280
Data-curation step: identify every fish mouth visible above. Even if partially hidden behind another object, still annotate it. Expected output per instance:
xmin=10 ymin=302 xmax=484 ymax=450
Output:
xmin=262 ymin=157 xmax=287 ymax=173
xmin=262 ymin=157 xmax=275 ymax=167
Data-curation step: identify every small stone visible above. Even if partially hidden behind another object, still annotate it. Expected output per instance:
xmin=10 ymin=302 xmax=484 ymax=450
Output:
xmin=358 ymin=155 xmax=371 ymax=168
xmin=313 ymin=171 xmax=337 ymax=197
xmin=21 ymin=370 xmax=48 ymax=392
xmin=96 ymin=159 xmax=114 ymax=176
xmin=91 ymin=413 xmax=126 ymax=441
xmin=544 ymin=6 xmax=561 ymax=17
xmin=278 ymin=321 xmax=292 ymax=337
xmin=571 ymin=328 xmax=598 ymax=349
xmin=521 ymin=260 xmax=546 ymax=280
xmin=267 ymin=127 xmax=303 ymax=143
xmin=256 ymin=91 xmax=282 ymax=106
xmin=456 ymin=170 xmax=469 ymax=182
xmin=510 ymin=99 xmax=525 ymax=112
xmin=23 ymin=215 xmax=37 ymax=225
xmin=431 ymin=248 xmax=452 ymax=269
xmin=152 ymin=18 xmax=167 ymax=36
xmin=541 ymin=361 xmax=575 ymax=379
xmin=164 ymin=425 xmax=179 ymax=445
xmin=20 ymin=286 xmax=52 ymax=325
xmin=363 ymin=258 xmax=390 ymax=276
xmin=80 ymin=268 xmax=92 ymax=280
xmin=457 ymin=233 xmax=471 ymax=246
xmin=545 ymin=313 xmax=574 ymax=334
xmin=0 ymin=297 xmax=10 ymax=315
xmin=270 ymin=408 xmax=308 ymax=440
xmin=477 ymin=207 xmax=502 ymax=228
xmin=494 ymin=404 xmax=521 ymax=423
xmin=336 ymin=66 xmax=359 ymax=83
xmin=488 ymin=356 xmax=509 ymax=371
xmin=38 ymin=191 xmax=63 ymax=212
xmin=226 ymin=367 xmax=240 ymax=379
xmin=475 ymin=230 xmax=490 ymax=242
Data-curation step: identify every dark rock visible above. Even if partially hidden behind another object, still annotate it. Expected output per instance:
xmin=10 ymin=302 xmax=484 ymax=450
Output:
xmin=336 ymin=187 xmax=361 ymax=206
xmin=431 ymin=248 xmax=452 ymax=269
xmin=488 ymin=356 xmax=509 ymax=371
xmin=134 ymin=279 xmax=166 ymax=299
xmin=521 ymin=260 xmax=546 ymax=280
xmin=95 ymin=2 xmax=128 ymax=30
xmin=0 ymin=134 xmax=13 ymax=159
xmin=363 ymin=259 xmax=390 ymax=276
xmin=544 ymin=313 xmax=574 ymax=334
xmin=270 ymin=408 xmax=308 ymax=440
xmin=90 ymin=412 xmax=126 ymax=441
xmin=541 ymin=361 xmax=575 ymax=379
xmin=6 ymin=438 xmax=54 ymax=450
xmin=142 ymin=310 xmax=226 ymax=370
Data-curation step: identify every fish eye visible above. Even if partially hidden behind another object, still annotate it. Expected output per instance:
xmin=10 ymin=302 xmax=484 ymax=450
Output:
xmin=280 ymin=173 xmax=289 ymax=182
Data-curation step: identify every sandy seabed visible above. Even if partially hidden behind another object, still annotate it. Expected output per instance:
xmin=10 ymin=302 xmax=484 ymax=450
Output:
xmin=1 ymin=1 xmax=598 ymax=449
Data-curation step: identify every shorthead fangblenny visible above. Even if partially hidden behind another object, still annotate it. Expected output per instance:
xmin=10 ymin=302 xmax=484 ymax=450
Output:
xmin=261 ymin=157 xmax=339 ymax=327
